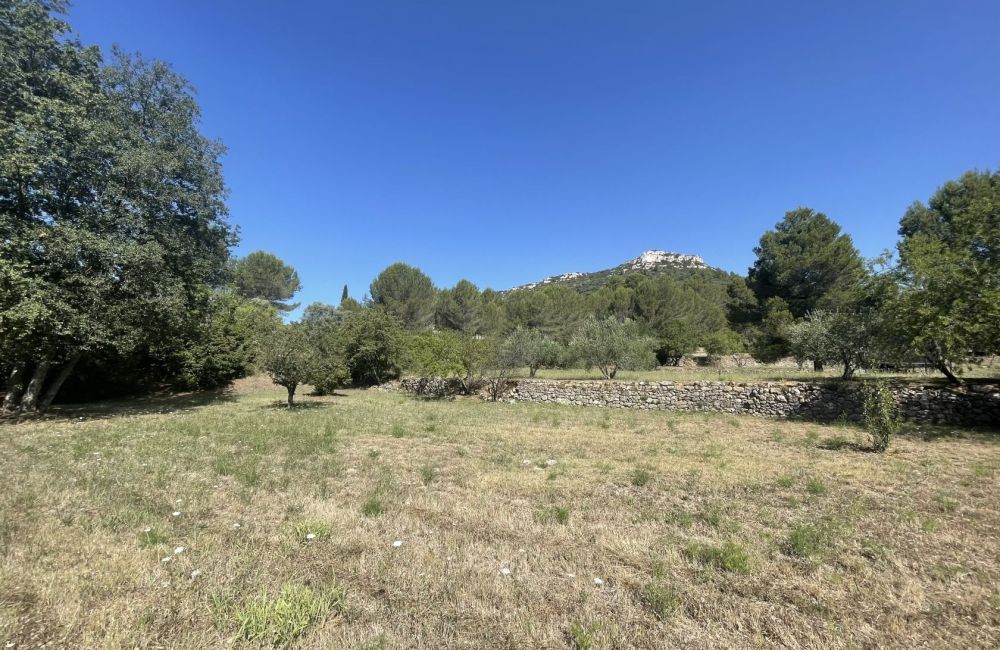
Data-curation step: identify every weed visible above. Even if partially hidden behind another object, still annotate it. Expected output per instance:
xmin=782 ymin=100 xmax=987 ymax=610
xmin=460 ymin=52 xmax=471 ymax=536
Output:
xmin=776 ymin=475 xmax=795 ymax=488
xmin=819 ymin=435 xmax=850 ymax=450
xmin=631 ymin=467 xmax=652 ymax=487
xmin=361 ymin=494 xmax=385 ymax=517
xmin=686 ymin=542 xmax=751 ymax=573
xmin=289 ymin=519 xmax=333 ymax=542
xmin=935 ymin=494 xmax=959 ymax=513
xmin=640 ymin=581 xmax=680 ymax=620
xmin=863 ymin=380 xmax=900 ymax=452
xmin=785 ymin=523 xmax=834 ymax=560
xmin=419 ymin=464 xmax=436 ymax=486
xmin=806 ymin=478 xmax=827 ymax=496
xmin=665 ymin=510 xmax=694 ymax=528
xmin=389 ymin=424 xmax=407 ymax=438
xmin=138 ymin=527 xmax=167 ymax=548
xmin=540 ymin=505 xmax=572 ymax=525
xmin=567 ymin=621 xmax=600 ymax=649
xmin=213 ymin=582 xmax=344 ymax=647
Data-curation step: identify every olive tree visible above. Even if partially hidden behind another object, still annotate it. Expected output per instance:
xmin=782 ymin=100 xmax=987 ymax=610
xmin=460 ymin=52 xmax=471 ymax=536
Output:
xmin=569 ymin=317 xmax=656 ymax=379
xmin=260 ymin=324 xmax=314 ymax=406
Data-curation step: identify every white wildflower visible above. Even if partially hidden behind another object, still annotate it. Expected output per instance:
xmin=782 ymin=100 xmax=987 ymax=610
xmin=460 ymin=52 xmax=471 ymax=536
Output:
xmin=392 ymin=540 xmax=403 ymax=548
xmin=546 ymin=459 xmax=557 ymax=466
xmin=305 ymin=533 xmax=316 ymax=540
xmin=171 ymin=511 xmax=181 ymax=517
xmin=231 ymin=523 xmax=240 ymax=530
xmin=500 ymin=567 xmax=512 ymax=576
xmin=593 ymin=577 xmax=604 ymax=586
xmin=173 ymin=546 xmax=185 ymax=555
xmin=160 ymin=557 xmax=171 ymax=563
xmin=143 ymin=527 xmax=152 ymax=533
xmin=190 ymin=569 xmax=202 ymax=579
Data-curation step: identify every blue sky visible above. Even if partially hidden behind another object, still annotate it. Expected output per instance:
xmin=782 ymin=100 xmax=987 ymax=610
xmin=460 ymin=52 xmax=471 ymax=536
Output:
xmin=69 ymin=1 xmax=1000 ymax=311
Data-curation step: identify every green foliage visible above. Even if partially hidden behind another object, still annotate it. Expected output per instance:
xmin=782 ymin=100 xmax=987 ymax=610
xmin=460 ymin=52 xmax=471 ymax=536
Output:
xmin=436 ymin=279 xmax=483 ymax=333
xmin=369 ymin=263 xmax=436 ymax=330
xmin=701 ymin=329 xmax=744 ymax=360
xmin=748 ymin=208 xmax=865 ymax=318
xmin=655 ymin=320 xmax=699 ymax=366
xmin=289 ymin=519 xmax=333 ymax=543
xmin=567 ymin=621 xmax=600 ymax=650
xmin=171 ymin=291 xmax=280 ymax=390
xmin=785 ymin=522 xmax=834 ymax=559
xmin=569 ymin=317 xmax=656 ymax=379
xmin=338 ymin=307 xmax=405 ymax=386
xmin=891 ymin=170 xmax=1000 ymax=383
xmin=300 ymin=303 xmax=350 ymax=395
xmin=685 ymin=542 xmax=751 ymax=573
xmin=862 ymin=379 xmax=899 ymax=452
xmin=232 ymin=251 xmax=301 ymax=312
xmin=0 ymin=2 xmax=234 ymax=410
xmin=630 ymin=467 xmax=652 ymax=487
xmin=260 ymin=324 xmax=314 ymax=405
xmin=751 ymin=297 xmax=795 ymax=363
xmin=640 ymin=581 xmax=680 ymax=620
xmin=213 ymin=582 xmax=344 ymax=648
xmin=503 ymin=327 xmax=563 ymax=377
xmin=406 ymin=330 xmax=492 ymax=394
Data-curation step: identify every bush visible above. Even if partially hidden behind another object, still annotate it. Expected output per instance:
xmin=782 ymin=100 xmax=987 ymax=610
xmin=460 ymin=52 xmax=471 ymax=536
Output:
xmin=862 ymin=380 xmax=899 ymax=452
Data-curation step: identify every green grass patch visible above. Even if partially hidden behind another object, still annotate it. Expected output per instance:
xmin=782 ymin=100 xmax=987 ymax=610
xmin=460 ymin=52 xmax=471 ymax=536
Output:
xmin=212 ymin=582 xmax=344 ymax=647
xmin=630 ymin=467 xmax=653 ymax=487
xmin=685 ymin=542 xmax=751 ymax=573
xmin=289 ymin=519 xmax=333 ymax=542
xmin=640 ymin=581 xmax=680 ymax=620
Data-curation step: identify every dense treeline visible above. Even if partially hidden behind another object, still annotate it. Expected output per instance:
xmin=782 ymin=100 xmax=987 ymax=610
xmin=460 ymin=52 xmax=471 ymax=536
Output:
xmin=2 ymin=1 xmax=997 ymax=412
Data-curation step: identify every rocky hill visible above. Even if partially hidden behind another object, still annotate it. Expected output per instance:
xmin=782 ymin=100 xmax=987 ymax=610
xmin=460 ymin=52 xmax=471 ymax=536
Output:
xmin=510 ymin=250 xmax=720 ymax=293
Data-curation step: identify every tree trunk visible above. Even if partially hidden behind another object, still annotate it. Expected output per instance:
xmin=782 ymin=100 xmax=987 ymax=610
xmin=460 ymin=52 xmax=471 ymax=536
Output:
xmin=2 ymin=364 xmax=27 ymax=412
xmin=928 ymin=341 xmax=962 ymax=385
xmin=607 ymin=366 xmax=617 ymax=379
xmin=529 ymin=366 xmax=537 ymax=378
xmin=286 ymin=383 xmax=297 ymax=406
xmin=21 ymin=353 xmax=53 ymax=412
xmin=813 ymin=360 xmax=824 ymax=372
xmin=38 ymin=352 xmax=82 ymax=411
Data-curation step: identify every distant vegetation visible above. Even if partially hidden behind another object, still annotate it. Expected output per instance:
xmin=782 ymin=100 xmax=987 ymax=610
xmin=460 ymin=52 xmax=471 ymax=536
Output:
xmin=2 ymin=1 xmax=998 ymax=414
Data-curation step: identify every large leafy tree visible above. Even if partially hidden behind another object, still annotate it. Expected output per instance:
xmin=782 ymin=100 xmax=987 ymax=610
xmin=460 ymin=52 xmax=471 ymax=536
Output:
xmin=890 ymin=170 xmax=1000 ymax=383
xmin=1 ymin=1 xmax=235 ymax=411
xmin=338 ymin=307 xmax=406 ymax=385
xmin=748 ymin=208 xmax=865 ymax=319
xmin=436 ymin=279 xmax=482 ymax=333
xmin=232 ymin=251 xmax=301 ymax=312
xmin=369 ymin=263 xmax=436 ymax=330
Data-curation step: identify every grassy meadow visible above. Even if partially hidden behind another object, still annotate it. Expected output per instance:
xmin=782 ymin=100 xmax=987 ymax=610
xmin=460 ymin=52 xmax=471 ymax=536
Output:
xmin=1 ymin=378 xmax=998 ymax=648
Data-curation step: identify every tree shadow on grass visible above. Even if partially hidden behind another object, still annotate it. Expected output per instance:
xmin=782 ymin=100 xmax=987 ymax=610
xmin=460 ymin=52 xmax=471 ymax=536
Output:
xmin=0 ymin=388 xmax=238 ymax=424
xmin=257 ymin=399 xmax=333 ymax=411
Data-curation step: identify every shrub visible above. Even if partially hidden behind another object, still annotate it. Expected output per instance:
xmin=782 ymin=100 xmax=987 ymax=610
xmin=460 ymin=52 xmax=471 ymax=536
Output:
xmin=862 ymin=380 xmax=900 ymax=452
xmin=567 ymin=621 xmax=600 ymax=650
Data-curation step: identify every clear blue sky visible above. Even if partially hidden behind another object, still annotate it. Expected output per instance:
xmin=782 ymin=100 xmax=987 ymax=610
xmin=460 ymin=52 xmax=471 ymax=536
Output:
xmin=69 ymin=0 xmax=999 ymax=311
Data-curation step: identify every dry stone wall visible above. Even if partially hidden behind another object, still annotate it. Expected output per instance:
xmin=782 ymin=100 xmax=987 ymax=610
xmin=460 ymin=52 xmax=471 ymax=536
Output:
xmin=394 ymin=377 xmax=1000 ymax=426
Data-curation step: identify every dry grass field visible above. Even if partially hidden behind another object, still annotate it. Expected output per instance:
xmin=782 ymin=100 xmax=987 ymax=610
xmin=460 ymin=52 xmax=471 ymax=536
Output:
xmin=1 ymin=381 xmax=998 ymax=648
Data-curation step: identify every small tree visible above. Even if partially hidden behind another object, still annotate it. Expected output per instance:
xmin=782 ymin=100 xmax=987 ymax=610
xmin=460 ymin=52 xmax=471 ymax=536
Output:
xmin=569 ymin=317 xmax=656 ymax=379
xmin=701 ymin=329 xmax=744 ymax=369
xmin=261 ymin=324 xmax=313 ymax=406
xmin=484 ymin=337 xmax=520 ymax=401
xmin=787 ymin=309 xmax=881 ymax=379
xmin=862 ymin=380 xmax=900 ymax=452
xmin=504 ymin=327 xmax=562 ymax=377
xmin=656 ymin=320 xmax=699 ymax=366
xmin=406 ymin=331 xmax=490 ymax=395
